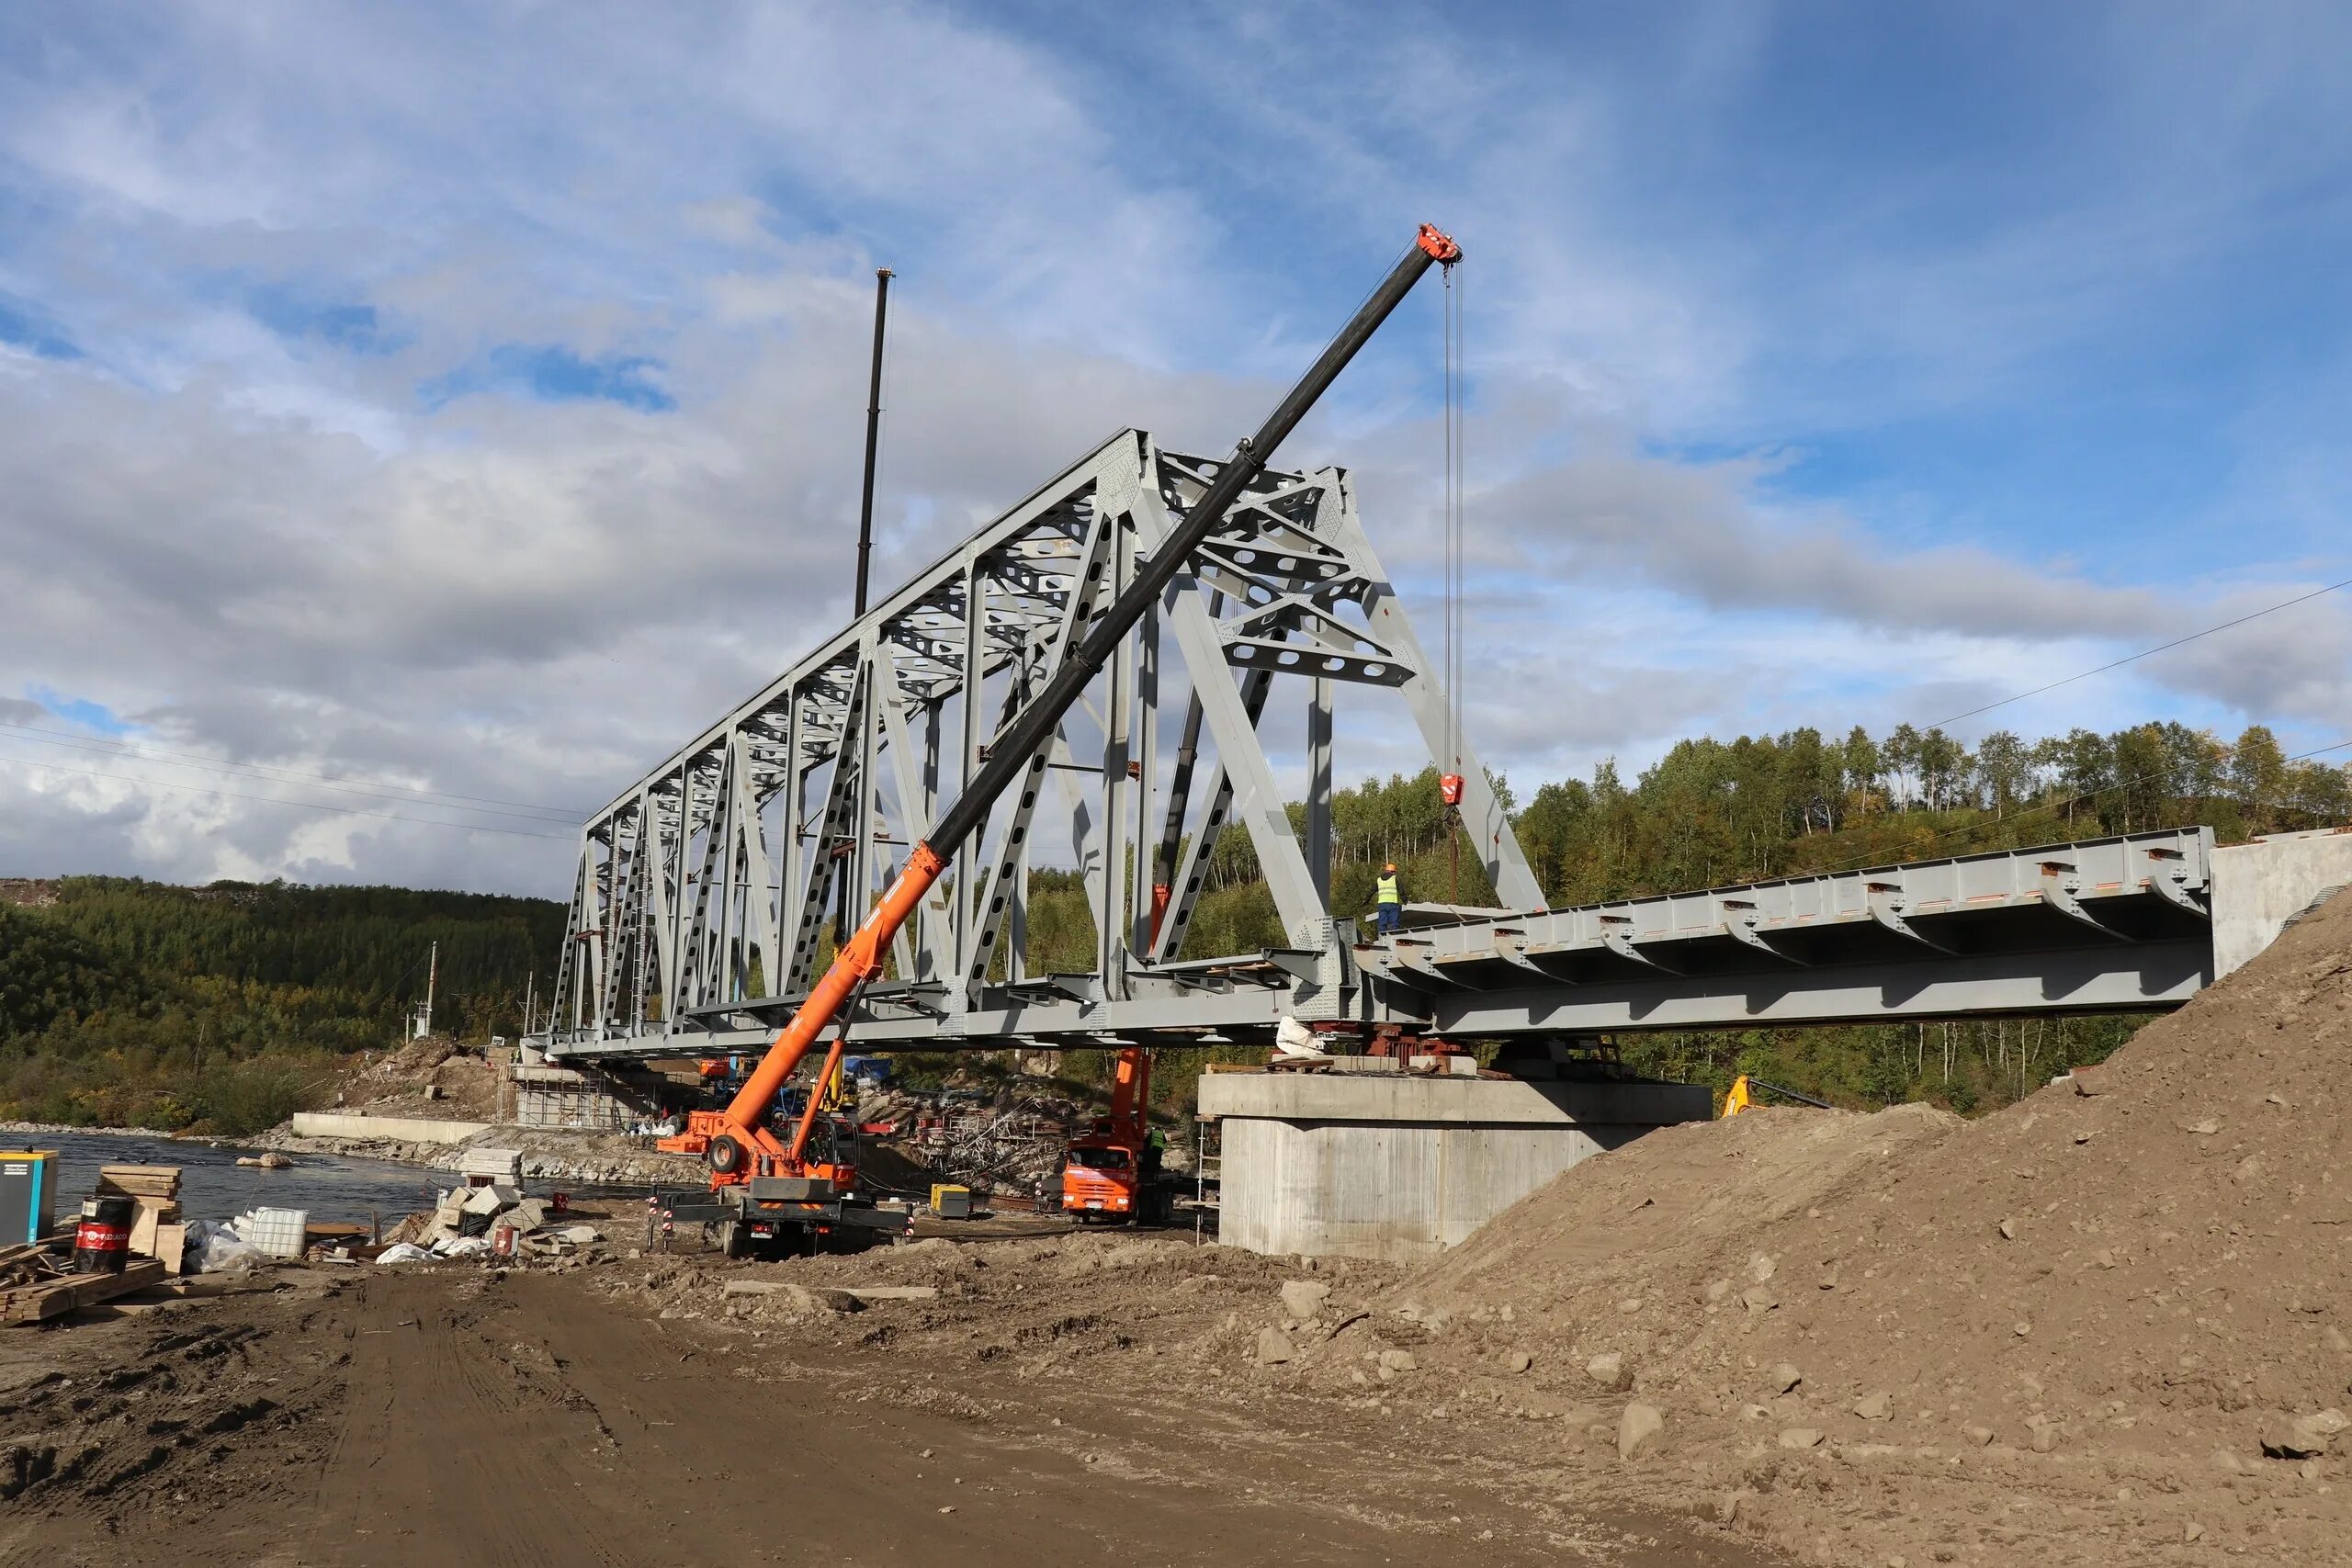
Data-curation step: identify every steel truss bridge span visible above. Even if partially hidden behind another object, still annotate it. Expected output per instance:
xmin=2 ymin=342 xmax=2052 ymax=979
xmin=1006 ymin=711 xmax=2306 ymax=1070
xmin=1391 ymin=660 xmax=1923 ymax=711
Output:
xmin=547 ymin=430 xmax=2222 ymax=1066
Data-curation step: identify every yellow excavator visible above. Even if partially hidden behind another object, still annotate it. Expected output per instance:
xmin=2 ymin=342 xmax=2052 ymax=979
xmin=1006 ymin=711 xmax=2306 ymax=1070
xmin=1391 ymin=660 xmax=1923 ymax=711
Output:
xmin=1721 ymin=1075 xmax=1831 ymax=1117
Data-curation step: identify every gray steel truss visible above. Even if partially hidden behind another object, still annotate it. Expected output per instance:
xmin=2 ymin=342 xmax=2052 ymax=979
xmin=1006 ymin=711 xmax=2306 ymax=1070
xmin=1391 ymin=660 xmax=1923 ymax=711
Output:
xmin=549 ymin=429 xmax=1532 ymax=1058
xmin=547 ymin=431 xmax=2221 ymax=1065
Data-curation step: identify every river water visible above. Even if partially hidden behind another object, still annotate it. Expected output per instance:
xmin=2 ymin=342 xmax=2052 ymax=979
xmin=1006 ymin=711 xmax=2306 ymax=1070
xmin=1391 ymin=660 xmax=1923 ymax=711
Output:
xmin=8 ymin=1130 xmax=529 ymax=1226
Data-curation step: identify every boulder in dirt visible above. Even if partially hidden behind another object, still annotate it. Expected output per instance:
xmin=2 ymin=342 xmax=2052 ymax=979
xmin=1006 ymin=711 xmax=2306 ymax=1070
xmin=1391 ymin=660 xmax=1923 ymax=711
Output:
xmin=1768 ymin=1361 xmax=1803 ymax=1394
xmin=722 ymin=1281 xmax=855 ymax=1314
xmin=1254 ymin=1327 xmax=1296 ymax=1366
xmin=1854 ymin=1392 xmax=1894 ymax=1421
xmin=1378 ymin=1348 xmax=1419 ymax=1374
xmin=2261 ymin=1410 xmax=2349 ymax=1459
xmin=1585 ymin=1351 xmax=1630 ymax=1390
xmin=1616 ymin=1402 xmax=1664 ymax=1461
xmin=1280 ymin=1280 xmax=1332 ymax=1320
xmin=1779 ymin=1427 xmax=1824 ymax=1450
xmin=1500 ymin=1349 xmax=1532 ymax=1374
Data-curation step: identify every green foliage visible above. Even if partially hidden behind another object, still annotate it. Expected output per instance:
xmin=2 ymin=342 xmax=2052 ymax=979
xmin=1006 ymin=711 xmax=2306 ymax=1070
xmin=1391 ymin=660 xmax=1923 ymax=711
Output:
xmin=0 ymin=904 xmax=138 ymax=1037
xmin=0 ymin=877 xmax=563 ymax=1129
xmin=1036 ymin=718 xmax=2346 ymax=1122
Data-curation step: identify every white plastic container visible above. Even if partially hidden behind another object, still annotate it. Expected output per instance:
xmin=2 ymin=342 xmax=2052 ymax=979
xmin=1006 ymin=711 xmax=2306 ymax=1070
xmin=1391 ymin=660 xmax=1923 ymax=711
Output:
xmin=238 ymin=1206 xmax=309 ymax=1259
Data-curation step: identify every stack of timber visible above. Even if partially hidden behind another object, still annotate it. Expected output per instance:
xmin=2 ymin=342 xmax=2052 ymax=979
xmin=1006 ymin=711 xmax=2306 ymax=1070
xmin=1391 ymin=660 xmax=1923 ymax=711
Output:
xmin=0 ymin=1235 xmax=167 ymax=1324
xmin=101 ymin=1165 xmax=187 ymax=1274
xmin=96 ymin=1165 xmax=181 ymax=1201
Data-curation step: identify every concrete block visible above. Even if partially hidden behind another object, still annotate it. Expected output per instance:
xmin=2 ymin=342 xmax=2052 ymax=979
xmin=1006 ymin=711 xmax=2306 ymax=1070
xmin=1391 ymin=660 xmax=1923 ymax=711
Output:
xmin=2212 ymin=829 xmax=2352 ymax=977
xmin=1204 ymin=1070 xmax=1708 ymax=1261
xmin=289 ymin=1112 xmax=492 ymax=1145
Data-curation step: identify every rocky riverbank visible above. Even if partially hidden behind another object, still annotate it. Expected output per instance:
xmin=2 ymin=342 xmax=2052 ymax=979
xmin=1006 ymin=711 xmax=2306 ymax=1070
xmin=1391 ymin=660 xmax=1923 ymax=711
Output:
xmin=248 ymin=1122 xmax=700 ymax=1188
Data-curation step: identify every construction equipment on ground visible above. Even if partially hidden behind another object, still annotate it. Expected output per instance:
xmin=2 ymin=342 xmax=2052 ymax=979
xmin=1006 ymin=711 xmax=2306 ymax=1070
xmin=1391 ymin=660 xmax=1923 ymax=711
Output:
xmin=630 ymin=225 xmax=1463 ymax=1257
xmin=1061 ymin=1045 xmax=1178 ymax=1224
xmin=1721 ymin=1075 xmax=1833 ymax=1117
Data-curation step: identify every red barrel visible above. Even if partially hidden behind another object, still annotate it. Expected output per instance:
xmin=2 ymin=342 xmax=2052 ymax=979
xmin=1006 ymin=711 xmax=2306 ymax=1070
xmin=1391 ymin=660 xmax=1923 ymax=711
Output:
xmin=73 ymin=1195 xmax=133 ymax=1274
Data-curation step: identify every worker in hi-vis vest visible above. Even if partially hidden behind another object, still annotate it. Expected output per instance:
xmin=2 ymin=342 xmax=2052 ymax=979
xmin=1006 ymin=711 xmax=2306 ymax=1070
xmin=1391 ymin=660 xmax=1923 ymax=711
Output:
xmin=1374 ymin=863 xmax=1403 ymax=935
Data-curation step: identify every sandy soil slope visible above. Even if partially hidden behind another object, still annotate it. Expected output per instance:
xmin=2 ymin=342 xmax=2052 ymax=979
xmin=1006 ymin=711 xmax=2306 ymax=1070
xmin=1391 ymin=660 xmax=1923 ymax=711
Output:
xmin=0 ymin=1263 xmax=1769 ymax=1568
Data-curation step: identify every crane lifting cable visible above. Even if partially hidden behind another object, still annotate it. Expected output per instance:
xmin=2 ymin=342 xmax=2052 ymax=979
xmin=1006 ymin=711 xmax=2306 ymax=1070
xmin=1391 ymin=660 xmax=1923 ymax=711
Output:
xmin=683 ymin=224 xmax=1466 ymax=1205
xmin=1440 ymin=250 xmax=1468 ymax=903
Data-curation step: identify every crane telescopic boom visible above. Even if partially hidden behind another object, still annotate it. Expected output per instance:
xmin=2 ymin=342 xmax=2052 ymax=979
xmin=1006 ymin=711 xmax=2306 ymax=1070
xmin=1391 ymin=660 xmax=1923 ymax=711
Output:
xmin=701 ymin=224 xmax=1464 ymax=1184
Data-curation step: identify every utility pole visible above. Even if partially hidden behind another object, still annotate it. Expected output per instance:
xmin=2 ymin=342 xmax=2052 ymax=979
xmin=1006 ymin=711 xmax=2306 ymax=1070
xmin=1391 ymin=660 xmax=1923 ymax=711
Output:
xmin=422 ymin=940 xmax=438 ymax=1040
xmin=840 ymin=266 xmax=893 ymax=946
xmin=854 ymin=266 xmax=894 ymax=617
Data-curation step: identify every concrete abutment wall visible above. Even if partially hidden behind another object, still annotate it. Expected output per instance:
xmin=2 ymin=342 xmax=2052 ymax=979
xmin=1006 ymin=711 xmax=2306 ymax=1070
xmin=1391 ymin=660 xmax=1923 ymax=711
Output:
xmin=1198 ymin=1073 xmax=1711 ymax=1261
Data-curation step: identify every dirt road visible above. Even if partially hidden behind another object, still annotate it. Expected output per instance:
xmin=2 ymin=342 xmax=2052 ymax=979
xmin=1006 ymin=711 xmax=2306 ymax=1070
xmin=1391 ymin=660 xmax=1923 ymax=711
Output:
xmin=0 ymin=1269 xmax=1768 ymax=1568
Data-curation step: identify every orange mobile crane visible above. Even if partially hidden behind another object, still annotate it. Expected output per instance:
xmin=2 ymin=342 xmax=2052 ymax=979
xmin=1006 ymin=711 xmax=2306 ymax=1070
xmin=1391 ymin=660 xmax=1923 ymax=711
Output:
xmin=650 ymin=226 xmax=1463 ymax=1259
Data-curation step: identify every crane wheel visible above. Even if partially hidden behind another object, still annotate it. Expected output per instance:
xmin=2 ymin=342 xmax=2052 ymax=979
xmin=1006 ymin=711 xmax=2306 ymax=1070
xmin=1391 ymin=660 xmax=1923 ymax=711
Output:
xmin=707 ymin=1134 xmax=745 ymax=1176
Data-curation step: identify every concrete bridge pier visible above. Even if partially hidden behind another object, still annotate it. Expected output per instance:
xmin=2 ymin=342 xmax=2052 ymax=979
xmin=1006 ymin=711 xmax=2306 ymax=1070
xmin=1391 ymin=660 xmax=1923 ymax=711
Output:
xmin=1196 ymin=1068 xmax=1711 ymax=1262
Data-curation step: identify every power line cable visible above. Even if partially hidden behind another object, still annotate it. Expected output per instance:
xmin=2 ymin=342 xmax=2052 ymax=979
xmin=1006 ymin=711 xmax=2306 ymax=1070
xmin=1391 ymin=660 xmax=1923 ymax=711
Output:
xmin=0 ymin=717 xmax=586 ymax=818
xmin=0 ymin=751 xmax=577 ymax=840
xmin=1929 ymin=574 xmax=2352 ymax=729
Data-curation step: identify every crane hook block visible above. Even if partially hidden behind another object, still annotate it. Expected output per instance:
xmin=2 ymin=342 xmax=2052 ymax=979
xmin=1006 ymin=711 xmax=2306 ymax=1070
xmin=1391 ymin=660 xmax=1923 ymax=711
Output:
xmin=1417 ymin=223 xmax=1462 ymax=264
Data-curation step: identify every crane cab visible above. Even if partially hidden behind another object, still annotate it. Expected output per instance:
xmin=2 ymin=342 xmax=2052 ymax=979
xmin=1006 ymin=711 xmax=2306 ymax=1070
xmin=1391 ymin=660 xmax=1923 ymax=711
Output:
xmin=1062 ymin=1132 xmax=1148 ymax=1220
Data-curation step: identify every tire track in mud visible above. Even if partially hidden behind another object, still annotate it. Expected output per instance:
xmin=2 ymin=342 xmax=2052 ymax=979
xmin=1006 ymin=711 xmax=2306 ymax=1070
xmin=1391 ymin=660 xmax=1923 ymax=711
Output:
xmin=301 ymin=1274 xmax=633 ymax=1568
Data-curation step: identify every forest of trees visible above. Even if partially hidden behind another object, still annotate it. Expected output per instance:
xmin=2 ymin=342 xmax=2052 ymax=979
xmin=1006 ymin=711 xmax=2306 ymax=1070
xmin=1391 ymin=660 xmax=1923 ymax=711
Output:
xmin=1031 ymin=718 xmax=2347 ymax=1113
xmin=0 ymin=878 xmax=561 ymax=1132
xmin=2 ymin=717 xmax=2343 ymax=1132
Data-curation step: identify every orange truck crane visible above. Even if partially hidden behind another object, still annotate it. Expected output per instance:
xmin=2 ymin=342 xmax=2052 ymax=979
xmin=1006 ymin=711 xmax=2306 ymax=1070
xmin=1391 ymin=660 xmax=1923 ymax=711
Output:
xmin=650 ymin=225 xmax=1463 ymax=1260
xmin=1061 ymin=1046 xmax=1174 ymax=1223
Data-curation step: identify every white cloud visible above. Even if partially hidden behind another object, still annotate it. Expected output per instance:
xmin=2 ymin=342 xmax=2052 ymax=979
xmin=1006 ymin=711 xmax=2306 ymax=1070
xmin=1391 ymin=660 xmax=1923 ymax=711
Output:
xmin=1 ymin=2 xmax=2346 ymax=898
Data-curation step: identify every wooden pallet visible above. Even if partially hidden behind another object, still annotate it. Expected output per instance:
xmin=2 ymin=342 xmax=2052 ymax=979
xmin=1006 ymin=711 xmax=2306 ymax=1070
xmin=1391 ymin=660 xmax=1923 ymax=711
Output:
xmin=2 ymin=1259 xmax=168 ymax=1325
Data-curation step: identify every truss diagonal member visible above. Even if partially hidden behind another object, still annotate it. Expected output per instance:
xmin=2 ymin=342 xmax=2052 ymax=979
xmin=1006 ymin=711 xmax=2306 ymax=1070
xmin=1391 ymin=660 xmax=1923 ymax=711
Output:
xmin=2038 ymin=861 xmax=2128 ymax=942
xmin=728 ymin=732 xmax=782 ymax=1002
xmin=1717 ymin=897 xmax=1810 ymax=965
xmin=1141 ymin=499 xmax=1327 ymax=945
xmin=671 ymin=745 xmax=734 ymax=1027
xmin=785 ymin=660 xmax=873 ymax=991
xmin=1148 ymin=668 xmax=1272 ymax=965
xmin=876 ymin=645 xmax=953 ymax=984
xmin=1866 ymin=881 xmax=1954 ymax=953
xmin=959 ymin=504 xmax=1117 ymax=998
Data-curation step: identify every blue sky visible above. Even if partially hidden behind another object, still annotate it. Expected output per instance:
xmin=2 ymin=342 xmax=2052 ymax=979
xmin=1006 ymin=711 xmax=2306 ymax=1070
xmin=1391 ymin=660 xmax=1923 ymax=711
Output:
xmin=0 ymin=1 xmax=2345 ymax=891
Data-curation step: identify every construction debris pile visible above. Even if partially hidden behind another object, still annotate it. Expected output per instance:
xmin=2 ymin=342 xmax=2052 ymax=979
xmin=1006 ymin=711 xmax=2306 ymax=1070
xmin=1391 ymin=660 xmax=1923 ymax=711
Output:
xmin=375 ymin=1145 xmax=606 ymax=1266
xmin=891 ymin=1090 xmax=1090 ymax=1197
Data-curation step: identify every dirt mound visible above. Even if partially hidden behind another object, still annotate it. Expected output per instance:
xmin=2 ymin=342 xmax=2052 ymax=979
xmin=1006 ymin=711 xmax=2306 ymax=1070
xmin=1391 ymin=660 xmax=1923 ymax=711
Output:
xmin=1354 ymin=886 xmax=2352 ymax=1562
xmin=1409 ymin=1100 xmax=1957 ymax=1316
xmin=329 ymin=1034 xmax=502 ymax=1122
